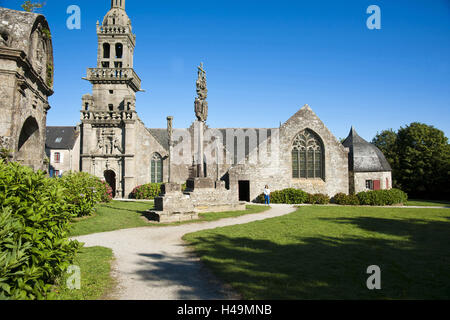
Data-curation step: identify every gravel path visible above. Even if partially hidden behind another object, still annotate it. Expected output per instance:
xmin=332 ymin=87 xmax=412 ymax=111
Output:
xmin=73 ymin=204 xmax=296 ymax=300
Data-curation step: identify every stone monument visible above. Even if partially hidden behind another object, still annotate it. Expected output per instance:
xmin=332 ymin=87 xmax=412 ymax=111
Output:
xmin=147 ymin=63 xmax=245 ymax=223
xmin=188 ymin=62 xmax=215 ymax=189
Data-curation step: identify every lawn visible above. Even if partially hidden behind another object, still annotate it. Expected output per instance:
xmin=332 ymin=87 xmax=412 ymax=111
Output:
xmin=69 ymin=201 xmax=153 ymax=237
xmin=183 ymin=206 xmax=450 ymax=300
xmin=406 ymin=199 xmax=450 ymax=207
xmin=69 ymin=200 xmax=270 ymax=237
xmin=61 ymin=201 xmax=270 ymax=300
xmin=52 ymin=246 xmax=115 ymax=300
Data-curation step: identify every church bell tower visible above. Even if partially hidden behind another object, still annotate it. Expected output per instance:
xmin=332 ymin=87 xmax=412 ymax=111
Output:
xmin=80 ymin=0 xmax=141 ymax=198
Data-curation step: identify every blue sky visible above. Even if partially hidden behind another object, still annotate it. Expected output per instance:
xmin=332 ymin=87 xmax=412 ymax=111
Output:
xmin=1 ymin=0 xmax=449 ymax=141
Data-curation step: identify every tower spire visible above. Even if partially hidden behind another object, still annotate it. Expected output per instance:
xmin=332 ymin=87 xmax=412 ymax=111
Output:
xmin=111 ymin=0 xmax=125 ymax=10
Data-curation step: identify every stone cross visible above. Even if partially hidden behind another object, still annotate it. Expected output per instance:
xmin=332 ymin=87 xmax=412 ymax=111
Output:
xmin=195 ymin=62 xmax=208 ymax=122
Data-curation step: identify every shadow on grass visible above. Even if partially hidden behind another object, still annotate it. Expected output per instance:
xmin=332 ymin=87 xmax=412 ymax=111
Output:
xmin=131 ymin=216 xmax=450 ymax=300
xmin=133 ymin=251 xmax=234 ymax=300
xmin=100 ymin=203 xmax=154 ymax=216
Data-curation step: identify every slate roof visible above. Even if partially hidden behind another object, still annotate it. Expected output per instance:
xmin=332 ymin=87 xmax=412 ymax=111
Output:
xmin=147 ymin=129 xmax=169 ymax=151
xmin=46 ymin=127 xmax=79 ymax=150
xmin=147 ymin=127 xmax=273 ymax=154
xmin=342 ymin=127 xmax=392 ymax=172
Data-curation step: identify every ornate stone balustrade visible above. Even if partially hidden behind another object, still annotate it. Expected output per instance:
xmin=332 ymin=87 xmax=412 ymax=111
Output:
xmin=86 ymin=68 xmax=141 ymax=91
xmin=97 ymin=25 xmax=129 ymax=34
xmin=81 ymin=110 xmax=135 ymax=122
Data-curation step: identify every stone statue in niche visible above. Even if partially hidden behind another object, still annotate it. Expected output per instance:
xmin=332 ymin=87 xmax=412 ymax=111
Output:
xmin=97 ymin=129 xmax=124 ymax=155
xmin=113 ymin=136 xmax=123 ymax=153
xmin=36 ymin=39 xmax=44 ymax=75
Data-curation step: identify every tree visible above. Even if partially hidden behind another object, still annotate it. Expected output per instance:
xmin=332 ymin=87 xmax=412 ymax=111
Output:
xmin=21 ymin=1 xmax=45 ymax=12
xmin=372 ymin=129 xmax=399 ymax=173
xmin=396 ymin=123 xmax=450 ymax=199
xmin=373 ymin=123 xmax=450 ymax=199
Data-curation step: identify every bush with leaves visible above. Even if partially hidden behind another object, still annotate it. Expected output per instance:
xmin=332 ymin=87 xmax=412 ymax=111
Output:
xmin=0 ymin=161 xmax=80 ymax=300
xmin=307 ymin=193 xmax=331 ymax=205
xmin=98 ymin=181 xmax=113 ymax=203
xmin=131 ymin=183 xmax=162 ymax=200
xmin=357 ymin=188 xmax=408 ymax=206
xmin=333 ymin=193 xmax=360 ymax=206
xmin=256 ymin=188 xmax=310 ymax=204
xmin=58 ymin=172 xmax=111 ymax=217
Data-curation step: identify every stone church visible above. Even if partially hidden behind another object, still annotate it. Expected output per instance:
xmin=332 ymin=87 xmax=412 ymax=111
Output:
xmin=77 ymin=0 xmax=392 ymax=201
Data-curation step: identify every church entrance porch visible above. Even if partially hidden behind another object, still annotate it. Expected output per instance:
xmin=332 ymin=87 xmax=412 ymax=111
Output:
xmin=104 ymin=170 xmax=117 ymax=198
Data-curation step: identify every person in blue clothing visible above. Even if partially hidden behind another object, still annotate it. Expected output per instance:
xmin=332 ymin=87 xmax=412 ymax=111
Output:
xmin=264 ymin=185 xmax=271 ymax=206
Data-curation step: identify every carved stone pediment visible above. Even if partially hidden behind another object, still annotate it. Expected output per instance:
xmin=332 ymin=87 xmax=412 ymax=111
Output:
xmin=96 ymin=128 xmax=124 ymax=155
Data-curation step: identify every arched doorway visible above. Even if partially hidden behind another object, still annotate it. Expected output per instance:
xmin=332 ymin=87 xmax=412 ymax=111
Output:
xmin=104 ymin=170 xmax=116 ymax=198
xmin=16 ymin=117 xmax=41 ymax=168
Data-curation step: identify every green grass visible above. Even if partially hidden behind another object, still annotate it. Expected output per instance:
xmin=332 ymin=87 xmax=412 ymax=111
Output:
xmin=69 ymin=200 xmax=270 ymax=237
xmin=52 ymin=246 xmax=115 ymax=300
xmin=183 ymin=206 xmax=450 ymax=300
xmin=69 ymin=201 xmax=153 ymax=237
xmin=406 ymin=199 xmax=450 ymax=207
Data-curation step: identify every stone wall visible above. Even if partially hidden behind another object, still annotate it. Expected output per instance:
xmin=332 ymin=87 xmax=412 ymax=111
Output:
xmin=223 ymin=105 xmax=349 ymax=201
xmin=0 ymin=8 xmax=54 ymax=171
xmin=280 ymin=105 xmax=349 ymax=197
xmin=133 ymin=120 xmax=169 ymax=189
xmin=352 ymin=171 xmax=392 ymax=194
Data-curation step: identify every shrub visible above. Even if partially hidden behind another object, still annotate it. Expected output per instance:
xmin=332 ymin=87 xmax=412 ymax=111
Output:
xmin=131 ymin=183 xmax=162 ymax=200
xmin=256 ymin=188 xmax=309 ymax=204
xmin=357 ymin=188 xmax=408 ymax=206
xmin=333 ymin=193 xmax=360 ymax=206
xmin=98 ymin=181 xmax=113 ymax=203
xmin=308 ymin=193 xmax=331 ymax=205
xmin=0 ymin=161 xmax=80 ymax=300
xmin=59 ymin=172 xmax=110 ymax=217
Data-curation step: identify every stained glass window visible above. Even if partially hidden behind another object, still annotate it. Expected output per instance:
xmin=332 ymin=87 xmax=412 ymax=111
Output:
xmin=151 ymin=153 xmax=163 ymax=183
xmin=292 ymin=130 xmax=324 ymax=180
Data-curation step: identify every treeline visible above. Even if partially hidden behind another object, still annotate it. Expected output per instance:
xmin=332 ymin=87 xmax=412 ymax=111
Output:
xmin=372 ymin=122 xmax=450 ymax=200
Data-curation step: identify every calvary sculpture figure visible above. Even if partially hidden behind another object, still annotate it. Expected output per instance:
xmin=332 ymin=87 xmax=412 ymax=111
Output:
xmin=195 ymin=62 xmax=208 ymax=122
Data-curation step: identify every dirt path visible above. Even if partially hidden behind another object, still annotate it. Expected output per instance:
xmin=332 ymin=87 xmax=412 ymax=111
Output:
xmin=74 ymin=204 xmax=296 ymax=300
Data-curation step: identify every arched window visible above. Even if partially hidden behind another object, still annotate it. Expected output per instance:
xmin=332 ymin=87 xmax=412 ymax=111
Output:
xmin=151 ymin=153 xmax=163 ymax=183
xmin=103 ymin=43 xmax=110 ymax=59
xmin=115 ymin=43 xmax=123 ymax=59
xmin=292 ymin=129 xmax=324 ymax=180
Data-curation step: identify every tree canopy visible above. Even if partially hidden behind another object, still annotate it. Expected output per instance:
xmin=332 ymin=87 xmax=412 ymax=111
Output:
xmin=372 ymin=123 xmax=450 ymax=199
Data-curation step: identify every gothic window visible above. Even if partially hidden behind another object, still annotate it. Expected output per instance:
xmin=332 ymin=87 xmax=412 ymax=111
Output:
xmin=151 ymin=153 xmax=163 ymax=183
xmin=292 ymin=129 xmax=324 ymax=180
